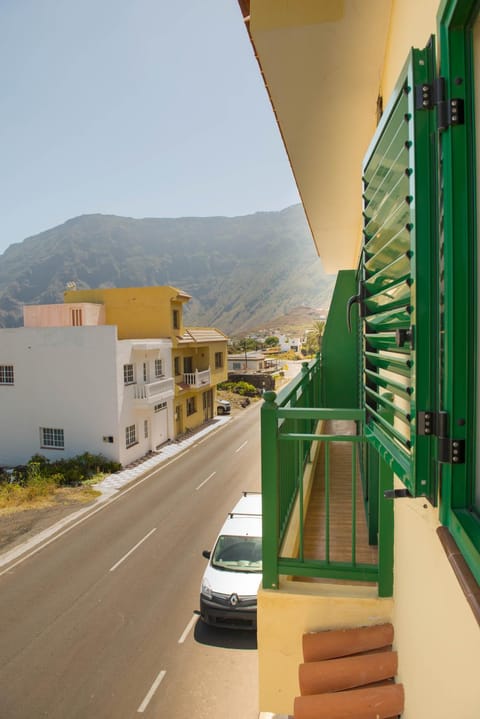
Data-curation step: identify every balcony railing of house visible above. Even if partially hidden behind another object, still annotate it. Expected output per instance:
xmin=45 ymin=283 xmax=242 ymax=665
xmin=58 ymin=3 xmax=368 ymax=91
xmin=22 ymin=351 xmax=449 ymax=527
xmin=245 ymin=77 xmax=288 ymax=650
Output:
xmin=134 ymin=377 xmax=174 ymax=401
xmin=183 ymin=368 xmax=211 ymax=387
xmin=261 ymin=356 xmax=394 ymax=597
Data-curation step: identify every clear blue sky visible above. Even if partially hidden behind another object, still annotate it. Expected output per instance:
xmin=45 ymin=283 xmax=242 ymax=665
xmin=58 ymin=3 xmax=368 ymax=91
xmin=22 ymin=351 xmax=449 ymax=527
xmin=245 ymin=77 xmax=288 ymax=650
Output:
xmin=0 ymin=0 xmax=300 ymax=255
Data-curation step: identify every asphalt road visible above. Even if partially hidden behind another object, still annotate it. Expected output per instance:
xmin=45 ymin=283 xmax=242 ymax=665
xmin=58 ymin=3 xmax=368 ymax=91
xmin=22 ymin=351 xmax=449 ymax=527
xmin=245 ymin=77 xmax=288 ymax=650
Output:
xmin=0 ymin=404 xmax=262 ymax=719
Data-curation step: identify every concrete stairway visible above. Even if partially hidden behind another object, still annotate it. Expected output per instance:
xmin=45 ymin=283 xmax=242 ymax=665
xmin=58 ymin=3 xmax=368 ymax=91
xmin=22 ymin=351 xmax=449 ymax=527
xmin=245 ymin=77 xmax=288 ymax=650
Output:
xmin=294 ymin=624 xmax=404 ymax=719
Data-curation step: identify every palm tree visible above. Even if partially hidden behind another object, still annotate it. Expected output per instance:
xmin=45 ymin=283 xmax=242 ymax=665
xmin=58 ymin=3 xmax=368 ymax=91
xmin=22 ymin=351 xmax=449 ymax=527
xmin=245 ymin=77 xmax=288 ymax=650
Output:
xmin=305 ymin=320 xmax=324 ymax=355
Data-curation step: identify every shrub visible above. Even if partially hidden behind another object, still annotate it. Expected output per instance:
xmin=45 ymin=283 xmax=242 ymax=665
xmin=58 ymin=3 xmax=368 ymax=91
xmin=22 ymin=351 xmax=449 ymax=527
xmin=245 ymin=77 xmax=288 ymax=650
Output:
xmin=233 ymin=381 xmax=259 ymax=397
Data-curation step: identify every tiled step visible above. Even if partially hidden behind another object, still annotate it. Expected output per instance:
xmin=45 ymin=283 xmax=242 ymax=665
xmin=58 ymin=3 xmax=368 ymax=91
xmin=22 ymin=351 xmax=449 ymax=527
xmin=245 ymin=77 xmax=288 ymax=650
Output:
xmin=303 ymin=623 xmax=394 ymax=662
xmin=295 ymin=624 xmax=403 ymax=719
xmin=299 ymin=650 xmax=398 ymax=695
xmin=294 ymin=683 xmax=404 ymax=719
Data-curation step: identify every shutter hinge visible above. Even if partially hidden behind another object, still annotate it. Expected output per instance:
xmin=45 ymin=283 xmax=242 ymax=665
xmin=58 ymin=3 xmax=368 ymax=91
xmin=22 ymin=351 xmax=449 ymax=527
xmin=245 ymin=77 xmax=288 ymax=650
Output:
xmin=417 ymin=410 xmax=465 ymax=464
xmin=415 ymin=77 xmax=464 ymax=131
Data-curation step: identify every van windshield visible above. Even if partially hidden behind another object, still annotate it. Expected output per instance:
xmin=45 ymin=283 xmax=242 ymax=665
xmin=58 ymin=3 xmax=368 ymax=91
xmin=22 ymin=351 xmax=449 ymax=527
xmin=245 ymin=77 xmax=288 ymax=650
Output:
xmin=211 ymin=535 xmax=262 ymax=573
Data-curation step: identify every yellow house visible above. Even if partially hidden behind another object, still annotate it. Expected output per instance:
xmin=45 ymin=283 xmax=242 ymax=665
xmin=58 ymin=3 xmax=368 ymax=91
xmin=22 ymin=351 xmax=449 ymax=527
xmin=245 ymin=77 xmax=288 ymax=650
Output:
xmin=239 ymin=1 xmax=480 ymax=718
xmin=64 ymin=286 xmax=229 ymax=436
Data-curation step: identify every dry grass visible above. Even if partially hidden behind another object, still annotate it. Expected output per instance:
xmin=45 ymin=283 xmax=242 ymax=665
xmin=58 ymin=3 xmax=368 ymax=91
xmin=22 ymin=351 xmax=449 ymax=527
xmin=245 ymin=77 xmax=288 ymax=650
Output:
xmin=0 ymin=483 xmax=101 ymax=515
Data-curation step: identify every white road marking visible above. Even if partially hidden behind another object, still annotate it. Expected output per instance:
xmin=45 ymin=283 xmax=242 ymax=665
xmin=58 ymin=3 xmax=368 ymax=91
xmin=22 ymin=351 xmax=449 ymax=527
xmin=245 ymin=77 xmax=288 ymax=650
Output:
xmin=0 ymin=416 xmax=234 ymax=576
xmin=178 ymin=613 xmax=197 ymax=644
xmin=109 ymin=528 xmax=157 ymax=572
xmin=235 ymin=440 xmax=248 ymax=453
xmin=137 ymin=669 xmax=166 ymax=713
xmin=0 ymin=454 xmax=191 ymax=576
xmin=196 ymin=471 xmax=216 ymax=490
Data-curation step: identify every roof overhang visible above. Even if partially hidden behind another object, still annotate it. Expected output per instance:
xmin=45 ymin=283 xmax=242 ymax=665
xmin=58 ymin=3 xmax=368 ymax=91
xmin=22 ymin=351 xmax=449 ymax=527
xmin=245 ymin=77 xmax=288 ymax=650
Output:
xmin=239 ymin=0 xmax=393 ymax=273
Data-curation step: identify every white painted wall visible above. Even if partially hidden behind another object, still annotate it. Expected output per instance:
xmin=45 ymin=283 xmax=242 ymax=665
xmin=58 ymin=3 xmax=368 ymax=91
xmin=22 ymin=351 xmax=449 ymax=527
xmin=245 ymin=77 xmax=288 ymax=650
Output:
xmin=0 ymin=326 xmax=120 ymax=465
xmin=0 ymin=328 xmax=174 ymax=467
xmin=116 ymin=339 xmax=174 ymax=464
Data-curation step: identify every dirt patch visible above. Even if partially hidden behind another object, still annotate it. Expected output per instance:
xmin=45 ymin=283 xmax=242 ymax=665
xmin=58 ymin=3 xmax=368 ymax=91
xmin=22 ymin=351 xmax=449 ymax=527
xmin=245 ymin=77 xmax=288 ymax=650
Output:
xmin=0 ymin=488 xmax=99 ymax=554
xmin=217 ymin=390 xmax=261 ymax=413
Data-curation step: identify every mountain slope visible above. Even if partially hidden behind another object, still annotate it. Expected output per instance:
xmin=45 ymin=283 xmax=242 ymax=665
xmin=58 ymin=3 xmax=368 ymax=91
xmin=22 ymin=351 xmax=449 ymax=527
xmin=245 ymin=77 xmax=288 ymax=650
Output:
xmin=0 ymin=205 xmax=335 ymax=334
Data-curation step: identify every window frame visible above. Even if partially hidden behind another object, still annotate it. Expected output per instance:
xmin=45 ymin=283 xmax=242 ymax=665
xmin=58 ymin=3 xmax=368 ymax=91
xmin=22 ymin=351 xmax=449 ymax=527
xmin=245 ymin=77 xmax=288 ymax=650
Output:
xmin=154 ymin=358 xmax=163 ymax=378
xmin=41 ymin=427 xmax=64 ymax=449
xmin=123 ymin=363 xmax=135 ymax=385
xmin=215 ymin=351 xmax=224 ymax=369
xmin=172 ymin=309 xmax=180 ymax=330
xmin=186 ymin=397 xmax=196 ymax=416
xmin=0 ymin=365 xmax=14 ymax=385
xmin=438 ymin=0 xmax=480 ymax=583
xmin=125 ymin=424 xmax=137 ymax=448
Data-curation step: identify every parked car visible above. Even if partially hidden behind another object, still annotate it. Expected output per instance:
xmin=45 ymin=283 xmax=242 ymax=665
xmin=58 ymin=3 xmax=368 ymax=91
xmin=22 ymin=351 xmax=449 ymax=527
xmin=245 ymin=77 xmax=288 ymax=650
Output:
xmin=217 ymin=399 xmax=231 ymax=415
xmin=200 ymin=492 xmax=262 ymax=630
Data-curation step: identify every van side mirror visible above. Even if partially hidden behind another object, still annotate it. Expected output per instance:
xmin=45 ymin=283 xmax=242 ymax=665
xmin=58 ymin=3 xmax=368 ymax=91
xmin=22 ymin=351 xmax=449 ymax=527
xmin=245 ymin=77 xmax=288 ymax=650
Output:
xmin=202 ymin=550 xmax=211 ymax=560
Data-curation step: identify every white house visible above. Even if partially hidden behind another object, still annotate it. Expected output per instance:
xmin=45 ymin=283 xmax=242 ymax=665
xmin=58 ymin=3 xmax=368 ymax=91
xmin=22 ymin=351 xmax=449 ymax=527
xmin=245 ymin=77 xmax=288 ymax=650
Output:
xmin=277 ymin=334 xmax=302 ymax=353
xmin=0 ymin=325 xmax=174 ymax=467
xmin=227 ymin=351 xmax=267 ymax=372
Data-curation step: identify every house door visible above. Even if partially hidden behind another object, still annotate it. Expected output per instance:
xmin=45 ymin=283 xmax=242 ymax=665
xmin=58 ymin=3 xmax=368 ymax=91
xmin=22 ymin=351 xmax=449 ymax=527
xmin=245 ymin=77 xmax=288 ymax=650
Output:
xmin=152 ymin=403 xmax=168 ymax=449
xmin=203 ymin=389 xmax=213 ymax=421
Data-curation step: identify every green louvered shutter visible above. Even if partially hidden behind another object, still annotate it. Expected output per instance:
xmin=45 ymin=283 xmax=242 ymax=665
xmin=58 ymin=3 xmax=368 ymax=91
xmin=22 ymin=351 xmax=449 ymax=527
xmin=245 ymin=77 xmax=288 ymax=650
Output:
xmin=361 ymin=42 xmax=437 ymax=500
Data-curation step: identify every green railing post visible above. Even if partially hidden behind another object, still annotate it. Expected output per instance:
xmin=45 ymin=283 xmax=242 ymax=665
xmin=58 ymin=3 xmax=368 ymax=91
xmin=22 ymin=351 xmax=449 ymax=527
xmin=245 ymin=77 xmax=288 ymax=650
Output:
xmin=367 ymin=441 xmax=379 ymax=545
xmin=378 ymin=454 xmax=394 ymax=597
xmin=261 ymin=391 xmax=280 ymax=589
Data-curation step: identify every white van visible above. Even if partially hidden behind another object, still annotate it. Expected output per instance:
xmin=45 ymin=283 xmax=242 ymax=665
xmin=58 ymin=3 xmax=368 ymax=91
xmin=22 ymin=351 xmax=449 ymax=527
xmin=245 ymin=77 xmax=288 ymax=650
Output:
xmin=199 ymin=491 xmax=262 ymax=630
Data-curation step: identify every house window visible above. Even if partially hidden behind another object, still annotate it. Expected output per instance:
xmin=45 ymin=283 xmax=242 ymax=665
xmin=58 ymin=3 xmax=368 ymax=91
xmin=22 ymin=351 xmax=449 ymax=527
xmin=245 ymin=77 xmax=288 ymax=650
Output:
xmin=215 ymin=352 xmax=223 ymax=369
xmin=143 ymin=362 xmax=148 ymax=383
xmin=154 ymin=401 xmax=167 ymax=412
xmin=125 ymin=424 xmax=137 ymax=448
xmin=0 ymin=365 xmax=14 ymax=385
xmin=172 ymin=309 xmax=180 ymax=330
xmin=41 ymin=427 xmax=64 ymax=449
xmin=360 ymin=42 xmax=436 ymax=501
xmin=186 ymin=397 xmax=196 ymax=416
xmin=123 ymin=364 xmax=134 ymax=384
xmin=144 ymin=420 xmax=149 ymax=438
xmin=174 ymin=357 xmax=181 ymax=376
xmin=435 ymin=1 xmax=480 ymax=584
xmin=233 ymin=362 xmax=241 ymax=370
xmin=154 ymin=359 xmax=163 ymax=378
xmin=71 ymin=308 xmax=83 ymax=326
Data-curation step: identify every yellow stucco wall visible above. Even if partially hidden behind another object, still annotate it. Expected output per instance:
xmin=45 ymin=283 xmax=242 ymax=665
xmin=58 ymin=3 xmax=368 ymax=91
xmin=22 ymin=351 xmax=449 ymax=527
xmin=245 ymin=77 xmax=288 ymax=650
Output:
xmin=258 ymin=581 xmax=394 ymax=715
xmin=247 ymin=3 xmax=480 ymax=717
xmin=64 ymin=286 xmax=187 ymax=339
xmin=369 ymin=3 xmax=480 ymax=714
xmin=381 ymin=0 xmax=439 ymax=102
xmin=393 ymin=485 xmax=480 ymax=719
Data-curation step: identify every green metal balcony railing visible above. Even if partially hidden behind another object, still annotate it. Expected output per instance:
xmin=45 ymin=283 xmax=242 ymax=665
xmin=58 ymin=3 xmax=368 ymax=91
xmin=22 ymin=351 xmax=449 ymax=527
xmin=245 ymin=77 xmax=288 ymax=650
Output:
xmin=261 ymin=356 xmax=394 ymax=597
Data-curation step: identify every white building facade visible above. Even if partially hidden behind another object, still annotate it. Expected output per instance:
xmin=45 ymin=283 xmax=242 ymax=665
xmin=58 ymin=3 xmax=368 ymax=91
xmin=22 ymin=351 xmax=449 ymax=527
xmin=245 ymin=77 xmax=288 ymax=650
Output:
xmin=0 ymin=325 xmax=174 ymax=467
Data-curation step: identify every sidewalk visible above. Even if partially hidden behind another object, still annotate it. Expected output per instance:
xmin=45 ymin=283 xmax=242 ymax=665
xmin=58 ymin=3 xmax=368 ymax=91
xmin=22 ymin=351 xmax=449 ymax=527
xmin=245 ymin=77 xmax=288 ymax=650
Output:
xmin=0 ymin=414 xmax=232 ymax=569
xmin=96 ymin=414 xmax=232 ymax=496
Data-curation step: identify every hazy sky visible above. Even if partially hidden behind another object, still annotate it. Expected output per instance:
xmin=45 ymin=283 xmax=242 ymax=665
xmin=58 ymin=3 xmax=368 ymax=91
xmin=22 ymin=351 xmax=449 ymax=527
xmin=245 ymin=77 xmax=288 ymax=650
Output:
xmin=0 ymin=0 xmax=300 ymax=255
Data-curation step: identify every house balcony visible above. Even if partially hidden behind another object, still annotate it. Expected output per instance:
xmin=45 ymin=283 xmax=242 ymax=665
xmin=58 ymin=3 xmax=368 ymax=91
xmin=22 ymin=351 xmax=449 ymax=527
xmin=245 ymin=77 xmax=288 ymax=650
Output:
xmin=261 ymin=364 xmax=392 ymax=595
xmin=133 ymin=377 xmax=174 ymax=407
xmin=258 ymin=271 xmax=396 ymax=715
xmin=182 ymin=368 xmax=211 ymax=388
